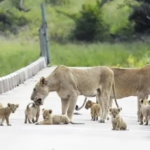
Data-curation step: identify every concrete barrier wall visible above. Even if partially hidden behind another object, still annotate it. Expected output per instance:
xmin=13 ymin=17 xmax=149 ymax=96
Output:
xmin=0 ymin=57 xmax=47 ymax=94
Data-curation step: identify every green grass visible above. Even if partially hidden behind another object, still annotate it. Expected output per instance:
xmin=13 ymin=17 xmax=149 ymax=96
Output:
xmin=50 ymin=41 xmax=150 ymax=68
xmin=0 ymin=40 xmax=40 ymax=77
xmin=0 ymin=40 xmax=149 ymax=77
xmin=0 ymin=0 xmax=149 ymax=77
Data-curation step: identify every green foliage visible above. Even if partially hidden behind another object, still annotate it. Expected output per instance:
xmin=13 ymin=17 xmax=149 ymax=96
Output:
xmin=50 ymin=41 xmax=149 ymax=67
xmin=0 ymin=9 xmax=29 ymax=34
xmin=129 ymin=3 xmax=150 ymax=33
xmin=45 ymin=0 xmax=69 ymax=6
xmin=0 ymin=40 xmax=40 ymax=77
xmin=70 ymin=1 xmax=109 ymax=42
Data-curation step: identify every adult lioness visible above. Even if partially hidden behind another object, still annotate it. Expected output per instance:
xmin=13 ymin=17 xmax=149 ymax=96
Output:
xmin=30 ymin=65 xmax=118 ymax=123
xmin=75 ymin=65 xmax=150 ymax=121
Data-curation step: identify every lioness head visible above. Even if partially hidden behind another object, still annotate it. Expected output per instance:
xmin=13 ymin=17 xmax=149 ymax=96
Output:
xmin=30 ymin=77 xmax=49 ymax=106
xmin=85 ymin=100 xmax=92 ymax=109
xmin=8 ymin=103 xmax=19 ymax=113
xmin=109 ymin=107 xmax=122 ymax=119
xmin=42 ymin=109 xmax=52 ymax=120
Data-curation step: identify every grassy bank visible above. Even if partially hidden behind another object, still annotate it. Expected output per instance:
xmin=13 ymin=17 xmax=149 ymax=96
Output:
xmin=0 ymin=40 xmax=40 ymax=77
xmin=0 ymin=40 xmax=149 ymax=77
xmin=50 ymin=41 xmax=149 ymax=68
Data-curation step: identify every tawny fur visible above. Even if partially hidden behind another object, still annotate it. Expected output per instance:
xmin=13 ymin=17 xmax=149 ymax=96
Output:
xmin=24 ymin=102 xmax=40 ymax=124
xmin=139 ymin=99 xmax=150 ymax=125
xmin=0 ymin=103 xmax=3 ymax=108
xmin=35 ymin=109 xmax=70 ymax=125
xmin=109 ymin=107 xmax=127 ymax=130
xmin=30 ymin=65 xmax=118 ymax=123
xmin=85 ymin=100 xmax=100 ymax=121
xmin=0 ymin=103 xmax=19 ymax=126
xmin=76 ymin=65 xmax=150 ymax=121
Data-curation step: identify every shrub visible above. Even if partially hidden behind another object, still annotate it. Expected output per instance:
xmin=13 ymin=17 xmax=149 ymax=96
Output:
xmin=45 ymin=0 xmax=69 ymax=6
xmin=70 ymin=1 xmax=109 ymax=42
xmin=129 ymin=3 xmax=150 ymax=33
xmin=0 ymin=10 xmax=29 ymax=34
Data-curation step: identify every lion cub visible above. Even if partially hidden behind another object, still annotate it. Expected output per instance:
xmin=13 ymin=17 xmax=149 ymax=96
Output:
xmin=85 ymin=100 xmax=100 ymax=121
xmin=0 ymin=103 xmax=19 ymax=126
xmin=36 ymin=109 xmax=70 ymax=125
xmin=109 ymin=107 xmax=127 ymax=130
xmin=25 ymin=102 xmax=40 ymax=124
xmin=139 ymin=99 xmax=150 ymax=125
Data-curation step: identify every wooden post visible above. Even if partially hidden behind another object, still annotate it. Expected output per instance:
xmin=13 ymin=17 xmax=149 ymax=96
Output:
xmin=41 ymin=3 xmax=50 ymax=65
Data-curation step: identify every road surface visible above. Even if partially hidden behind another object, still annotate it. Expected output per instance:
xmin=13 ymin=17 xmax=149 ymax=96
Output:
xmin=0 ymin=67 xmax=150 ymax=150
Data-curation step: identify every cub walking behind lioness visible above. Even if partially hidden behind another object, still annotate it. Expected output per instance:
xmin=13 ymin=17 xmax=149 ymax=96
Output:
xmin=109 ymin=107 xmax=127 ymax=131
xmin=0 ymin=103 xmax=19 ymax=126
xmin=85 ymin=100 xmax=100 ymax=121
xmin=25 ymin=102 xmax=40 ymax=124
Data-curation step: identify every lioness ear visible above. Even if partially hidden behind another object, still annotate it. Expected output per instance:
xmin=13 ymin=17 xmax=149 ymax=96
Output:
xmin=39 ymin=77 xmax=47 ymax=85
xmin=7 ymin=103 xmax=11 ymax=107
xmin=16 ymin=104 xmax=19 ymax=108
xmin=140 ymin=99 xmax=144 ymax=104
xmin=49 ymin=109 xmax=52 ymax=114
xmin=148 ymin=100 xmax=150 ymax=105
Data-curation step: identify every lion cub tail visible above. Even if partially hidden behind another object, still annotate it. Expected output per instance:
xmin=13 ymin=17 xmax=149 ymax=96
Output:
xmin=70 ymin=121 xmax=85 ymax=125
xmin=26 ymin=102 xmax=34 ymax=110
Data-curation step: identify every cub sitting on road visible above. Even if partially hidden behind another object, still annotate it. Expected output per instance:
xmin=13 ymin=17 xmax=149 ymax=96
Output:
xmin=109 ymin=107 xmax=127 ymax=130
xmin=0 ymin=103 xmax=19 ymax=126
xmin=85 ymin=100 xmax=100 ymax=121
xmin=25 ymin=102 xmax=40 ymax=124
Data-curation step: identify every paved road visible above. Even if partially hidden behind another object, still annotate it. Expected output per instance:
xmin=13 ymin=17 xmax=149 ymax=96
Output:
xmin=0 ymin=67 xmax=150 ymax=150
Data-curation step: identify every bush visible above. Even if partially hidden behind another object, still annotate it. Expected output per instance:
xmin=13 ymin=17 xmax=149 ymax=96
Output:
xmin=45 ymin=0 xmax=69 ymax=6
xmin=70 ymin=1 xmax=109 ymax=42
xmin=0 ymin=10 xmax=29 ymax=34
xmin=129 ymin=3 xmax=150 ymax=33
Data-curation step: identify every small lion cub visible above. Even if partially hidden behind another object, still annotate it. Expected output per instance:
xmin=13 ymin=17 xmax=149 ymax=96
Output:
xmin=109 ymin=107 xmax=127 ymax=130
xmin=25 ymin=102 xmax=40 ymax=124
xmin=0 ymin=103 xmax=19 ymax=126
xmin=139 ymin=99 xmax=150 ymax=125
xmin=36 ymin=109 xmax=70 ymax=125
xmin=85 ymin=100 xmax=100 ymax=121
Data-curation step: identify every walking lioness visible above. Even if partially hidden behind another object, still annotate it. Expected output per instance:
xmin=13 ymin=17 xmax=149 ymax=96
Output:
xmin=30 ymin=65 xmax=118 ymax=123
xmin=75 ymin=65 xmax=150 ymax=121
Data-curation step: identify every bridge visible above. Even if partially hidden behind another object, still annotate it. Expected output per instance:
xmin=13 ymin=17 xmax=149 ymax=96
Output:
xmin=0 ymin=66 xmax=149 ymax=150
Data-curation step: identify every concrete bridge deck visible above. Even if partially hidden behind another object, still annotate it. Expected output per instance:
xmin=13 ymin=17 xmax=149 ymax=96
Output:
xmin=0 ymin=67 xmax=150 ymax=150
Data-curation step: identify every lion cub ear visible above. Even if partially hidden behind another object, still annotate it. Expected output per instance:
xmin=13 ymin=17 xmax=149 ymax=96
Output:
xmin=49 ymin=109 xmax=52 ymax=114
xmin=7 ymin=103 xmax=11 ymax=107
xmin=39 ymin=77 xmax=47 ymax=85
xmin=140 ymin=99 xmax=144 ymax=104
xmin=117 ymin=107 xmax=122 ymax=112
xmin=42 ymin=109 xmax=45 ymax=112
xmin=109 ymin=108 xmax=112 ymax=112
xmin=16 ymin=104 xmax=19 ymax=108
